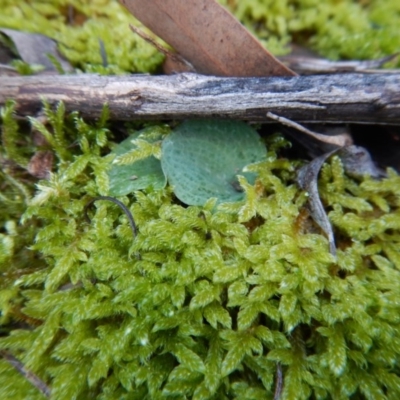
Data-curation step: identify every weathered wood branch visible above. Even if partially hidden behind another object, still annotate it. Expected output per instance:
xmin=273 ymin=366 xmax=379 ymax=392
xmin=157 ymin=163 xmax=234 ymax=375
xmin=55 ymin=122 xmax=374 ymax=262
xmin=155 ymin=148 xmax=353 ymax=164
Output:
xmin=1 ymin=73 xmax=399 ymax=124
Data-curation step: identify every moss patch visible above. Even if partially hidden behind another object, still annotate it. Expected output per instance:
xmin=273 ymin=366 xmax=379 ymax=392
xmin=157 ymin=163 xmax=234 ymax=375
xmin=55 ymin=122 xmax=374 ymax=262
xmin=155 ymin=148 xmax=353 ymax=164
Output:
xmin=1 ymin=100 xmax=400 ymax=398
xmin=1 ymin=1 xmax=400 ymax=399
xmin=0 ymin=0 xmax=164 ymax=74
xmin=0 ymin=0 xmax=399 ymax=72
xmin=221 ymin=0 xmax=400 ymax=63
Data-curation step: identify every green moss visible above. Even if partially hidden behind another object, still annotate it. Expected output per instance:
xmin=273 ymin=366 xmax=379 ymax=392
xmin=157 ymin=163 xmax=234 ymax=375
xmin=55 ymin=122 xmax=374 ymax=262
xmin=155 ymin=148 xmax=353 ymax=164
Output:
xmin=1 ymin=99 xmax=400 ymax=399
xmin=0 ymin=0 xmax=164 ymax=73
xmin=0 ymin=0 xmax=399 ymax=72
xmin=1 ymin=1 xmax=400 ymax=398
xmin=222 ymin=0 xmax=400 ymax=64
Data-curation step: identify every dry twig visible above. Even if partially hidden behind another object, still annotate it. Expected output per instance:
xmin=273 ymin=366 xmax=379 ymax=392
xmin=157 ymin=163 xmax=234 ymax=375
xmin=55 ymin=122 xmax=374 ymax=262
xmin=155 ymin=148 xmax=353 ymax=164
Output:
xmin=0 ymin=350 xmax=51 ymax=398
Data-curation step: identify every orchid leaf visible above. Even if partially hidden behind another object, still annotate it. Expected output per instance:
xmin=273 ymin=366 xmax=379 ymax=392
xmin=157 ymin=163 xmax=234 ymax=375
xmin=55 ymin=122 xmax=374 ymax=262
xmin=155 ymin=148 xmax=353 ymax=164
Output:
xmin=108 ymin=131 xmax=166 ymax=196
xmin=161 ymin=120 xmax=266 ymax=206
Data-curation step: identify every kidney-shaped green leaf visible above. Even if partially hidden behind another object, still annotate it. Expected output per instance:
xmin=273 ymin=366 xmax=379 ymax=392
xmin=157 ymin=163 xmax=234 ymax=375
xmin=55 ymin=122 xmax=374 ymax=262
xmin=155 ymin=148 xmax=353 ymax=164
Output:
xmin=161 ymin=120 xmax=266 ymax=206
xmin=108 ymin=131 xmax=166 ymax=196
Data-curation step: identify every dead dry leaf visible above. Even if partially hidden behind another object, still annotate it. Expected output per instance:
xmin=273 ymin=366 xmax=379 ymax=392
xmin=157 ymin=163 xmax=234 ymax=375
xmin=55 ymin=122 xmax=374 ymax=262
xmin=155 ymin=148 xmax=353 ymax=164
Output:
xmin=297 ymin=150 xmax=337 ymax=256
xmin=337 ymin=145 xmax=384 ymax=178
xmin=0 ymin=28 xmax=73 ymax=74
xmin=297 ymin=144 xmax=383 ymax=256
xmin=120 ymin=0 xmax=296 ymax=77
xmin=27 ymin=151 xmax=53 ymax=179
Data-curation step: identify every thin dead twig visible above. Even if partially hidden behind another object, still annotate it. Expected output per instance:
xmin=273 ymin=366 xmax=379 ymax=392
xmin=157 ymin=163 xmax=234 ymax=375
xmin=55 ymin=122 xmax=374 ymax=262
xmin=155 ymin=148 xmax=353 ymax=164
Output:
xmin=0 ymin=350 xmax=51 ymax=398
xmin=266 ymin=112 xmax=352 ymax=147
xmin=129 ymin=24 xmax=195 ymax=72
xmin=273 ymin=362 xmax=283 ymax=400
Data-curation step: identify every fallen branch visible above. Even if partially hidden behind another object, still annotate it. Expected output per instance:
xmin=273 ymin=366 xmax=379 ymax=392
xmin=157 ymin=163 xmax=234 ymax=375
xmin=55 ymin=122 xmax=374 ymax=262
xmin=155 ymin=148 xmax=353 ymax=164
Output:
xmin=0 ymin=72 xmax=399 ymax=124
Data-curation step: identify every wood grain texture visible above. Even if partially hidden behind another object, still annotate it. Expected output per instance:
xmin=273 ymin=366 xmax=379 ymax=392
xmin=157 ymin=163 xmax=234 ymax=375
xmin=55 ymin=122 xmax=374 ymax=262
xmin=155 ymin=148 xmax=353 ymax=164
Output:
xmin=120 ymin=0 xmax=295 ymax=77
xmin=1 ymin=73 xmax=399 ymax=124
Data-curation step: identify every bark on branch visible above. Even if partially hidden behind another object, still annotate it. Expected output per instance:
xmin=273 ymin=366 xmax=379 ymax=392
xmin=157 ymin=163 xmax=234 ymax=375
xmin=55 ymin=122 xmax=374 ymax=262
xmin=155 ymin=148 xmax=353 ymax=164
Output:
xmin=1 ymin=72 xmax=399 ymax=124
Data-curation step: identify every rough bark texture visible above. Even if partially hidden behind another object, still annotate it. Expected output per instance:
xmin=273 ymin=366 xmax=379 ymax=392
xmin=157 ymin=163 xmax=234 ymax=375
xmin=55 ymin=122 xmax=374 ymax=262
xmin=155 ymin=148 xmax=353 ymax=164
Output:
xmin=1 ymin=72 xmax=399 ymax=124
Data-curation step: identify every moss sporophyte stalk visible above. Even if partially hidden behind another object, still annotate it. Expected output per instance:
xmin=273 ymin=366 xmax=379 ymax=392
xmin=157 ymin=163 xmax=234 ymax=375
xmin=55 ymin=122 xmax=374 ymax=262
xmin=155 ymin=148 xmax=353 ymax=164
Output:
xmin=1 ymin=99 xmax=400 ymax=399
